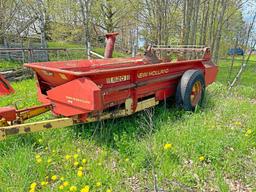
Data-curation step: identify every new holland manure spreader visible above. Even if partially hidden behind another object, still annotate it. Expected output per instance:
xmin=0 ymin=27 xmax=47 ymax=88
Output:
xmin=0 ymin=33 xmax=218 ymax=140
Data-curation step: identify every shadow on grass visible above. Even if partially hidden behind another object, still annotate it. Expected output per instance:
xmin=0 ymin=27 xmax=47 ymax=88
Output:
xmin=0 ymin=89 xmax=215 ymax=157
xmin=71 ymin=99 xmax=189 ymax=149
xmin=0 ymin=99 xmax=184 ymax=156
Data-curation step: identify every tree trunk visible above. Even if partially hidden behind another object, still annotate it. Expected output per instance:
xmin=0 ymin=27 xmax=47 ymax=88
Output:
xmin=79 ymin=0 xmax=91 ymax=58
xmin=36 ymin=0 xmax=48 ymax=60
xmin=191 ymin=0 xmax=200 ymax=46
xmin=210 ymin=0 xmax=220 ymax=53
xmin=202 ymin=0 xmax=210 ymax=45
xmin=213 ymin=0 xmax=227 ymax=63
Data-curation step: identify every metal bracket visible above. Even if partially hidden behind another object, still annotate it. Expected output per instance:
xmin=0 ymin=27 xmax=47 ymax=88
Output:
xmin=125 ymin=98 xmax=133 ymax=115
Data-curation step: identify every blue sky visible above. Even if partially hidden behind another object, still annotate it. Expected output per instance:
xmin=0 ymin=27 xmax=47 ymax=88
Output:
xmin=242 ymin=0 xmax=256 ymax=22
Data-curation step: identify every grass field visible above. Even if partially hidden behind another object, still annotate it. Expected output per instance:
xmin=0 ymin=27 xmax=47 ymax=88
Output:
xmin=0 ymin=60 xmax=22 ymax=69
xmin=0 ymin=55 xmax=255 ymax=191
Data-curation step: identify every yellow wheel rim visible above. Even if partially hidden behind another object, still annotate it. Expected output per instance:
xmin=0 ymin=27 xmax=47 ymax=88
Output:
xmin=190 ymin=81 xmax=202 ymax=107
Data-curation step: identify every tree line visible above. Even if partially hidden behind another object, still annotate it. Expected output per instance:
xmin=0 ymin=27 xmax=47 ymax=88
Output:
xmin=0 ymin=0 xmax=254 ymax=63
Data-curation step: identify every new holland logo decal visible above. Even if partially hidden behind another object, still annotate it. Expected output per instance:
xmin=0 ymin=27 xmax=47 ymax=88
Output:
xmin=137 ymin=68 xmax=169 ymax=78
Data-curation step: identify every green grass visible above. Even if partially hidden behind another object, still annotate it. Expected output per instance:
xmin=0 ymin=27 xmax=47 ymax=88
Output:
xmin=0 ymin=57 xmax=256 ymax=191
xmin=0 ymin=60 xmax=22 ymax=69
xmin=48 ymin=42 xmax=84 ymax=49
xmin=48 ymin=42 xmax=129 ymax=60
xmin=92 ymin=47 xmax=128 ymax=58
xmin=217 ymin=55 xmax=256 ymax=99
xmin=218 ymin=55 xmax=256 ymax=88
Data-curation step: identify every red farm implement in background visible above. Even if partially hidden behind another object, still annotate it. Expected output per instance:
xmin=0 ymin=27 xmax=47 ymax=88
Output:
xmin=0 ymin=74 xmax=15 ymax=96
xmin=0 ymin=33 xmax=218 ymax=140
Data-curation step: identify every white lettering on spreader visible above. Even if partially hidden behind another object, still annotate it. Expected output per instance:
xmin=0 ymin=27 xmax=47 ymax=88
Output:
xmin=105 ymin=69 xmax=169 ymax=84
xmin=106 ymin=75 xmax=130 ymax=84
xmin=137 ymin=69 xmax=169 ymax=79
xmin=66 ymin=96 xmax=90 ymax=104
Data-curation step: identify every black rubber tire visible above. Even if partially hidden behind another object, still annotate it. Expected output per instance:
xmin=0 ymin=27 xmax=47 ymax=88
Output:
xmin=175 ymin=81 xmax=183 ymax=108
xmin=177 ymin=70 xmax=205 ymax=111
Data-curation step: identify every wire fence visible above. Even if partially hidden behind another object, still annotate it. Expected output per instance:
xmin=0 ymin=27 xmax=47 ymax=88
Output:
xmin=0 ymin=48 xmax=90 ymax=63
xmin=0 ymin=48 xmax=93 ymax=81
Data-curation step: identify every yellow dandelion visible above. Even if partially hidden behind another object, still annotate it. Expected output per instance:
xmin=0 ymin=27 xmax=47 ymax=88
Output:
xmin=78 ymin=166 xmax=83 ymax=171
xmin=106 ymin=189 xmax=112 ymax=192
xmin=96 ymin=182 xmax=102 ymax=187
xmin=80 ymin=185 xmax=90 ymax=192
xmin=74 ymin=161 xmax=79 ymax=166
xmin=30 ymin=182 xmax=37 ymax=189
xmin=77 ymin=170 xmax=83 ymax=177
xmin=63 ymin=181 xmax=69 ymax=187
xmin=47 ymin=158 xmax=52 ymax=164
xmin=82 ymin=159 xmax=87 ymax=164
xmin=234 ymin=121 xmax=242 ymax=126
xmin=41 ymin=181 xmax=48 ymax=186
xmin=65 ymin=155 xmax=71 ymax=160
xmin=69 ymin=186 xmax=77 ymax=192
xmin=74 ymin=154 xmax=79 ymax=159
xmin=245 ymin=129 xmax=252 ymax=136
xmin=199 ymin=156 xmax=205 ymax=161
xmin=164 ymin=143 xmax=172 ymax=150
xmin=36 ymin=158 xmax=42 ymax=164
xmin=35 ymin=154 xmax=40 ymax=159
xmin=29 ymin=189 xmax=35 ymax=192
xmin=59 ymin=185 xmax=64 ymax=190
xmin=51 ymin=175 xmax=58 ymax=181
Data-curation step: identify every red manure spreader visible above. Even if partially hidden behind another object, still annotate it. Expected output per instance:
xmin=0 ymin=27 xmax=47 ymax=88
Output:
xmin=0 ymin=33 xmax=218 ymax=140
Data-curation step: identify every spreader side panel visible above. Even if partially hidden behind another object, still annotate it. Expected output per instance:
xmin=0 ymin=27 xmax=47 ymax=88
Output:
xmin=47 ymin=77 xmax=101 ymax=116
